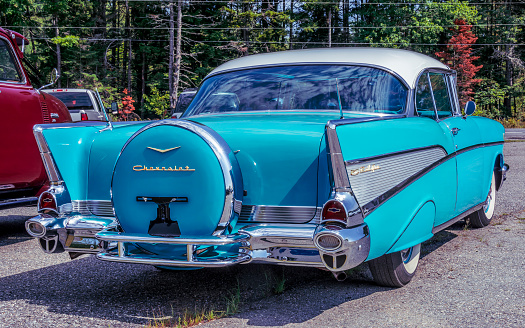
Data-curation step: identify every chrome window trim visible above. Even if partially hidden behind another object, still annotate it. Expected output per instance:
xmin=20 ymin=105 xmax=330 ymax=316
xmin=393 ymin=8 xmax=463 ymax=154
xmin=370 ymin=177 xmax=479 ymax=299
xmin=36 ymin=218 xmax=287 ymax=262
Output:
xmin=189 ymin=63 xmax=411 ymax=117
xmin=0 ymin=35 xmax=26 ymax=85
xmin=414 ymin=68 xmax=457 ymax=121
xmin=111 ymin=119 xmax=243 ymax=236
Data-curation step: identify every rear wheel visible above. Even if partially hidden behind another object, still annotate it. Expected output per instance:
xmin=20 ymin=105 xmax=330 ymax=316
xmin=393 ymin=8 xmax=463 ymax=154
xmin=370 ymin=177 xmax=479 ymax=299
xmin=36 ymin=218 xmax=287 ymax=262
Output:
xmin=469 ymin=171 xmax=496 ymax=228
xmin=368 ymin=244 xmax=421 ymax=287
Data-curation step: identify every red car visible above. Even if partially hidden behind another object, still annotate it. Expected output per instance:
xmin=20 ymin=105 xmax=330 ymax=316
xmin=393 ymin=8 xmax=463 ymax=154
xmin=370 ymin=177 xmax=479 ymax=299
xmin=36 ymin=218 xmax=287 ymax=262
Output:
xmin=0 ymin=27 xmax=71 ymax=209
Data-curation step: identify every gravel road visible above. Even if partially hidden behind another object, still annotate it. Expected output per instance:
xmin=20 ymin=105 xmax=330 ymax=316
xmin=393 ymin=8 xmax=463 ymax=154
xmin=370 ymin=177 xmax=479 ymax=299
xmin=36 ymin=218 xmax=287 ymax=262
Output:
xmin=1 ymin=142 xmax=524 ymax=328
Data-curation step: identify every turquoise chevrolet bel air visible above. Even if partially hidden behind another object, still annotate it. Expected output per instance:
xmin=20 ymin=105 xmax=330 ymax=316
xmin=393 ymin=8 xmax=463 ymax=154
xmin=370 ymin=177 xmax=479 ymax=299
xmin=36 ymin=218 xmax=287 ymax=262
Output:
xmin=26 ymin=48 xmax=509 ymax=287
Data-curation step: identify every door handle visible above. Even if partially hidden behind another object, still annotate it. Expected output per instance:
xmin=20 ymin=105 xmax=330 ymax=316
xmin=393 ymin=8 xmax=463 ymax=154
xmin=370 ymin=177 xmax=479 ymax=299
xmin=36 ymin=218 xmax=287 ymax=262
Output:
xmin=451 ymin=127 xmax=461 ymax=136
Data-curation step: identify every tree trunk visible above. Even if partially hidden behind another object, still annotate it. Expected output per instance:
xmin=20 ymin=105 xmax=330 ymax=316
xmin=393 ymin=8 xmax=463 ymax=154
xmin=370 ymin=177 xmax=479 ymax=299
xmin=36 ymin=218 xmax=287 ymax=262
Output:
xmin=169 ymin=0 xmax=175 ymax=110
xmin=123 ymin=0 xmax=130 ymax=91
xmin=141 ymin=52 xmax=146 ymax=118
xmin=328 ymin=10 xmax=332 ymax=48
xmin=128 ymin=37 xmax=132 ymax=91
xmin=171 ymin=0 xmax=182 ymax=109
xmin=289 ymin=0 xmax=293 ymax=49
xmin=55 ymin=19 xmax=61 ymax=87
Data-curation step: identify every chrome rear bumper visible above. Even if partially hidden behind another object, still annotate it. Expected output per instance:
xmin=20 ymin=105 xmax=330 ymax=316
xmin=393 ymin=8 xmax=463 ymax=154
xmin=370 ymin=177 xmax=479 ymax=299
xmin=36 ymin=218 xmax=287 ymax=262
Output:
xmin=26 ymin=215 xmax=370 ymax=271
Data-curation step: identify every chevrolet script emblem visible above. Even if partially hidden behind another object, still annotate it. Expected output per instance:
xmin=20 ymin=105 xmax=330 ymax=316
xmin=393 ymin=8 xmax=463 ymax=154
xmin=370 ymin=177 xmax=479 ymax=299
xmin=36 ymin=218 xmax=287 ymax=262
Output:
xmin=147 ymin=146 xmax=181 ymax=153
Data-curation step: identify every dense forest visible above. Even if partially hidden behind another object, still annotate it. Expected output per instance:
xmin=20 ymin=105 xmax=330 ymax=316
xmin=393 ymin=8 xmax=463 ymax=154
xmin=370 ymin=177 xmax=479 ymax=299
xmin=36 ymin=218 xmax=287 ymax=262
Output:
xmin=1 ymin=0 xmax=523 ymax=123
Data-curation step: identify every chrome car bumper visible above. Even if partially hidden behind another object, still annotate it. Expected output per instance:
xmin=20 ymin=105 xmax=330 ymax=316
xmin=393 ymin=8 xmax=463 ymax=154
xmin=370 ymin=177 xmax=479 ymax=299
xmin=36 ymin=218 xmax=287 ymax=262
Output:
xmin=25 ymin=215 xmax=371 ymax=272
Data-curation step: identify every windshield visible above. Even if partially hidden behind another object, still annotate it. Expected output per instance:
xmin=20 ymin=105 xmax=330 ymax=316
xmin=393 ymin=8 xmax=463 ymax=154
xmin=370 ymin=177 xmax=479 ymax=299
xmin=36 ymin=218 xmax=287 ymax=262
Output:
xmin=184 ymin=65 xmax=408 ymax=117
xmin=0 ymin=38 xmax=23 ymax=83
xmin=48 ymin=92 xmax=94 ymax=110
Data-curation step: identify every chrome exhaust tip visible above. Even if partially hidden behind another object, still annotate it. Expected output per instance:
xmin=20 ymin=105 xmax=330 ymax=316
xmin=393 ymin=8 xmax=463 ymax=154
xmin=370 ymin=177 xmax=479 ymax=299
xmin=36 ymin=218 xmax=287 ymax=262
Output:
xmin=332 ymin=271 xmax=347 ymax=282
xmin=25 ymin=214 xmax=60 ymax=238
xmin=26 ymin=220 xmax=48 ymax=238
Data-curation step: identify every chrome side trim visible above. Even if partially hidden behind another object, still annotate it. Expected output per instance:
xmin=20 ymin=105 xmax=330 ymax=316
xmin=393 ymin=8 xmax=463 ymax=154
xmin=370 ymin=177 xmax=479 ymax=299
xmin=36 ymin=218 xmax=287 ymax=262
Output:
xmin=112 ymin=119 xmax=242 ymax=236
xmin=33 ymin=125 xmax=63 ymax=183
xmin=0 ymin=197 xmax=38 ymax=210
xmin=347 ymin=146 xmax=447 ymax=208
xmin=432 ymin=203 xmax=483 ymax=234
xmin=351 ymin=142 xmax=504 ymax=216
xmin=239 ymin=205 xmax=321 ymax=224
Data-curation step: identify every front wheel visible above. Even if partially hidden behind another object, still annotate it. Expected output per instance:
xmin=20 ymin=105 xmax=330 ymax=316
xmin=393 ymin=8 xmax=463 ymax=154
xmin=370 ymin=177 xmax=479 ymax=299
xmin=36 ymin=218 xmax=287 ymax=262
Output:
xmin=368 ymin=244 xmax=421 ymax=287
xmin=469 ymin=171 xmax=496 ymax=228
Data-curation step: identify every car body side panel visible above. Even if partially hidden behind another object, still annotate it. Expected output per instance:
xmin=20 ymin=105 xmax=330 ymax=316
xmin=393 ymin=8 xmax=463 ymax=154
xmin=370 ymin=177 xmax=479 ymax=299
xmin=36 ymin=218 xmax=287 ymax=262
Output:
xmin=388 ymin=200 xmax=435 ymax=254
xmin=335 ymin=117 xmax=458 ymax=259
xmin=363 ymin=159 xmax=456 ymax=259
xmin=473 ymin=116 xmax=506 ymax=187
xmin=1 ymin=84 xmax=47 ymax=189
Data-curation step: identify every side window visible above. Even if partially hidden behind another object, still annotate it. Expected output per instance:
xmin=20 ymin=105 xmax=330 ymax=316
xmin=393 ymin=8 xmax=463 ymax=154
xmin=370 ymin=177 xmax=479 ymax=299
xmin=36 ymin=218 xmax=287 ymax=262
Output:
xmin=429 ymin=73 xmax=453 ymax=119
xmin=415 ymin=73 xmax=436 ymax=119
xmin=0 ymin=38 xmax=23 ymax=83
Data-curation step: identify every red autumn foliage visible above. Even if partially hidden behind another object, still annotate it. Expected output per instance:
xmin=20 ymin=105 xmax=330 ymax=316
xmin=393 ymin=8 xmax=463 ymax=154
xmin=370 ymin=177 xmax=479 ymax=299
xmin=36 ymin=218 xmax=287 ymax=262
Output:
xmin=436 ymin=19 xmax=483 ymax=106
xmin=119 ymin=88 xmax=138 ymax=121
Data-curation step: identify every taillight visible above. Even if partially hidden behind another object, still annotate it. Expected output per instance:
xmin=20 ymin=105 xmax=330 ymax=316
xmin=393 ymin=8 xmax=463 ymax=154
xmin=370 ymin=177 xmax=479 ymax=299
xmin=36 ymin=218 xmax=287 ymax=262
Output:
xmin=322 ymin=199 xmax=347 ymax=223
xmin=80 ymin=110 xmax=88 ymax=121
xmin=38 ymin=191 xmax=57 ymax=214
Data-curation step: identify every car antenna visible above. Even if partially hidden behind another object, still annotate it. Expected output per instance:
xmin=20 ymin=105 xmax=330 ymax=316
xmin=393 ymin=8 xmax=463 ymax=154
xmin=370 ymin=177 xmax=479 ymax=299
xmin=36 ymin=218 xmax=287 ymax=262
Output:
xmin=336 ymin=78 xmax=343 ymax=119
xmin=96 ymin=88 xmax=113 ymax=131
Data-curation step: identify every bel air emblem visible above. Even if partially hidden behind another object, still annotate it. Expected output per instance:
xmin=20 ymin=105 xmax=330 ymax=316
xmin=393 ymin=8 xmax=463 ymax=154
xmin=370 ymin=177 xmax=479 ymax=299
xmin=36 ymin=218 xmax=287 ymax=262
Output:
xmin=350 ymin=164 xmax=381 ymax=176
xmin=147 ymin=146 xmax=181 ymax=153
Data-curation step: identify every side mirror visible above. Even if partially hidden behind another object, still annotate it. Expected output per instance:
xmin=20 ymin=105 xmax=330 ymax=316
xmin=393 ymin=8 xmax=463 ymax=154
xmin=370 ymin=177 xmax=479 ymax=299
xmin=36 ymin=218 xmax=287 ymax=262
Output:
xmin=50 ymin=68 xmax=59 ymax=85
xmin=464 ymin=101 xmax=476 ymax=116
xmin=110 ymin=102 xmax=118 ymax=115
xmin=171 ymin=112 xmax=182 ymax=119
xmin=37 ymin=68 xmax=60 ymax=92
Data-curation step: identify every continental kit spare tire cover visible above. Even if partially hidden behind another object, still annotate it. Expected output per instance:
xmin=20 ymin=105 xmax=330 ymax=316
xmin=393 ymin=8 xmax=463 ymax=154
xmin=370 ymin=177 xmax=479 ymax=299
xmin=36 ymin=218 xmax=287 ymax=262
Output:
xmin=111 ymin=120 xmax=242 ymax=242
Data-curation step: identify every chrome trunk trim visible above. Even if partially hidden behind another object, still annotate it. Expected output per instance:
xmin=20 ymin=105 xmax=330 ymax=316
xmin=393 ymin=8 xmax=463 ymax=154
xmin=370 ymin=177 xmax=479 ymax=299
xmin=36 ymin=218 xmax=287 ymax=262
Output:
xmin=71 ymin=200 xmax=115 ymax=217
xmin=238 ymin=205 xmax=321 ymax=224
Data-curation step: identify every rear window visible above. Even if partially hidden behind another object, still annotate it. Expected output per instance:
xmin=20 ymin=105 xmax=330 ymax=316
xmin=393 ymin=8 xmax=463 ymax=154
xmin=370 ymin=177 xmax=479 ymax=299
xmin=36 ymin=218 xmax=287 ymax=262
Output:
xmin=49 ymin=92 xmax=94 ymax=110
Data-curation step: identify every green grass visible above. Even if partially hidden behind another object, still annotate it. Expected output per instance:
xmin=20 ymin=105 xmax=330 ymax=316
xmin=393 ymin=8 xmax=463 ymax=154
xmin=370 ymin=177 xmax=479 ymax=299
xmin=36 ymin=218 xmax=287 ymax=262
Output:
xmin=144 ymin=283 xmax=241 ymax=328
xmin=273 ymin=272 xmax=286 ymax=295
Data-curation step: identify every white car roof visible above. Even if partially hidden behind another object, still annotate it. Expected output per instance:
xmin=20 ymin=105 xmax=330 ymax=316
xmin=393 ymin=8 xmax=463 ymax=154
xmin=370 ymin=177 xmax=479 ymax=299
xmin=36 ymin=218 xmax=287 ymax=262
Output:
xmin=209 ymin=47 xmax=449 ymax=88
